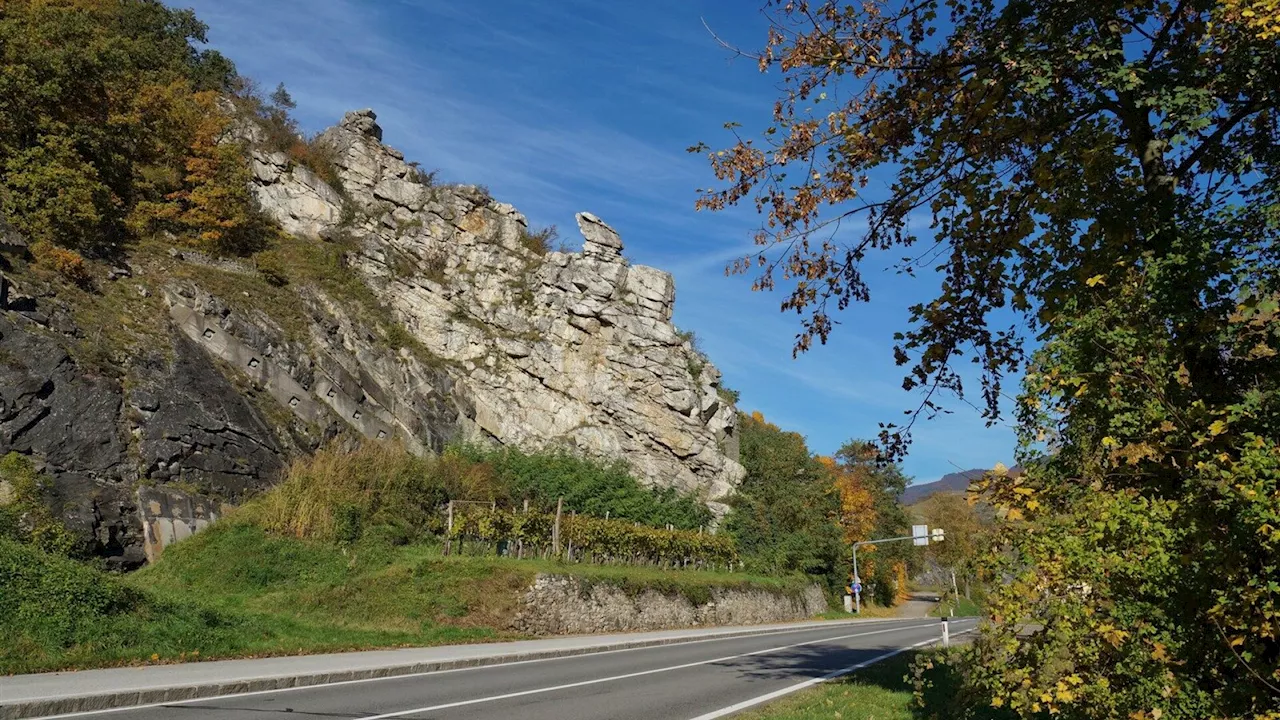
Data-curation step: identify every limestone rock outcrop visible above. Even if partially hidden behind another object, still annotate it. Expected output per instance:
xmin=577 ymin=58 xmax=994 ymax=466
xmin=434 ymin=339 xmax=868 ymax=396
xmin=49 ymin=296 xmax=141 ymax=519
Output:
xmin=0 ymin=104 xmax=743 ymax=566
xmin=249 ymin=108 xmax=745 ymax=508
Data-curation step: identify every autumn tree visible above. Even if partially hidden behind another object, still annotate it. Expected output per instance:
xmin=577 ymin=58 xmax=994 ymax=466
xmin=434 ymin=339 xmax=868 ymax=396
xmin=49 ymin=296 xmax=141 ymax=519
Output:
xmin=913 ymin=491 xmax=987 ymax=599
xmin=818 ymin=455 xmax=876 ymax=545
xmin=0 ymin=0 xmax=237 ymax=254
xmin=830 ymin=440 xmax=917 ymax=605
xmin=698 ymin=0 xmax=1279 ymax=717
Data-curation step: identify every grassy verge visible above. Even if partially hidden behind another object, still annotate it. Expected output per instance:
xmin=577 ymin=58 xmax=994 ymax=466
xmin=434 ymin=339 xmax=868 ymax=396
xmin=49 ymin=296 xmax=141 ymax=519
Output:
xmin=734 ymin=649 xmax=1011 ymax=720
xmin=929 ymin=596 xmax=982 ymax=617
xmin=1 ymin=522 xmax=809 ymax=675
xmin=814 ymin=604 xmax=900 ymax=620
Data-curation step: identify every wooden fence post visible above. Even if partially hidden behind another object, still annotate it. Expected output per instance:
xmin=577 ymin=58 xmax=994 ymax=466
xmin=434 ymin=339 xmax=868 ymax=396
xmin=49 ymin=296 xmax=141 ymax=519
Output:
xmin=445 ymin=500 xmax=454 ymax=556
xmin=552 ymin=497 xmax=563 ymax=557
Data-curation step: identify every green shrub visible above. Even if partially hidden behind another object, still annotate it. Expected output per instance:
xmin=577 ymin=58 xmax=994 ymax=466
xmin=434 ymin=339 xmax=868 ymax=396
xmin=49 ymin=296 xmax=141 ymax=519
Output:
xmin=0 ymin=453 xmax=79 ymax=557
xmin=449 ymin=444 xmax=712 ymax=530
xmin=253 ymin=250 xmax=290 ymax=287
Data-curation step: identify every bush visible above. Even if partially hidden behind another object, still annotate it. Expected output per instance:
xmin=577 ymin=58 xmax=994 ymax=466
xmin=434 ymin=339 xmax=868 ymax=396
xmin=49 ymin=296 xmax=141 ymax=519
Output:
xmin=253 ymin=250 xmax=290 ymax=286
xmin=449 ymin=444 xmax=712 ymax=530
xmin=31 ymin=241 xmax=92 ymax=287
xmin=446 ymin=506 xmax=737 ymax=568
xmin=518 ymin=225 xmax=558 ymax=255
xmin=252 ymin=441 xmax=449 ymax=544
xmin=0 ymin=453 xmax=79 ymax=557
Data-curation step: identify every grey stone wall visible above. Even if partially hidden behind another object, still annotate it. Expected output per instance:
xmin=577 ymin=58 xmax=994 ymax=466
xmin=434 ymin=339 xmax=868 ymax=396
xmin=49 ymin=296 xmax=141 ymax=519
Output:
xmin=511 ymin=574 xmax=828 ymax=635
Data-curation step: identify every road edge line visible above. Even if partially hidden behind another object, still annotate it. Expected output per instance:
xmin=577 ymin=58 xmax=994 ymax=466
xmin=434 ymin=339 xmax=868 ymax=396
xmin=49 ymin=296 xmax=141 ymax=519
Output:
xmin=1 ymin=618 xmax=935 ymax=720
xmin=684 ymin=626 xmax=977 ymax=720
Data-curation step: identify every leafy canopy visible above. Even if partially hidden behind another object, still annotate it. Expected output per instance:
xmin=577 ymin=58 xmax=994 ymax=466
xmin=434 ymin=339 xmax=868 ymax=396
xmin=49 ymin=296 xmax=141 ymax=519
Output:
xmin=698 ymin=0 xmax=1280 ymax=717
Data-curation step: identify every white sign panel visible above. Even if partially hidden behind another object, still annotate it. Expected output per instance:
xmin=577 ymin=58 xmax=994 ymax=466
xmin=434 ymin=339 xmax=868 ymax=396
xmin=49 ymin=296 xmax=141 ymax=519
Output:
xmin=912 ymin=524 xmax=929 ymax=546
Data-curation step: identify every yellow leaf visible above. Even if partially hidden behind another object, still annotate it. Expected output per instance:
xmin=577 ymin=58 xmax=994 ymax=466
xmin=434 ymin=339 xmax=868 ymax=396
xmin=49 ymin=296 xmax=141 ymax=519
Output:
xmin=150 ymin=653 xmax=159 ymax=662
xmin=1007 ymin=507 xmax=1025 ymax=521
xmin=1230 ymin=636 xmax=1245 ymax=647
xmin=1087 ymin=274 xmax=1106 ymax=287
xmin=1152 ymin=709 xmax=1163 ymax=720
xmin=1014 ymin=487 xmax=1035 ymax=496
xmin=1102 ymin=436 xmax=1119 ymax=448
xmin=1209 ymin=420 xmax=1228 ymax=436
xmin=1027 ymin=499 xmax=1041 ymax=511
xmin=1175 ymin=364 xmax=1191 ymax=386
xmin=991 ymin=697 xmax=1005 ymax=708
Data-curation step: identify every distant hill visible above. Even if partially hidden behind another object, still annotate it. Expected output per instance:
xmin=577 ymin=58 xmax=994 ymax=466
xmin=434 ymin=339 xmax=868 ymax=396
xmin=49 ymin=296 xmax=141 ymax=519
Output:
xmin=901 ymin=465 xmax=1022 ymax=505
xmin=901 ymin=469 xmax=985 ymax=505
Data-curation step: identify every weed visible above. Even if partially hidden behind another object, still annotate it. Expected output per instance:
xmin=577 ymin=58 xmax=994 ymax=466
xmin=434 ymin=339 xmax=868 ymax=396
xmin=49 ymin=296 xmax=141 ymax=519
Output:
xmin=517 ymin=225 xmax=558 ymax=256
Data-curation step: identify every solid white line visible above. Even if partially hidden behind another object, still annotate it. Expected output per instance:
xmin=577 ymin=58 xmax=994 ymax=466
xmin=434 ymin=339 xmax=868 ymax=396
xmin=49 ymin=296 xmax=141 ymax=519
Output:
xmin=358 ymin=621 xmax=970 ymax=720
xmin=25 ymin=619 xmax=942 ymax=720
xmin=685 ymin=627 xmax=978 ymax=720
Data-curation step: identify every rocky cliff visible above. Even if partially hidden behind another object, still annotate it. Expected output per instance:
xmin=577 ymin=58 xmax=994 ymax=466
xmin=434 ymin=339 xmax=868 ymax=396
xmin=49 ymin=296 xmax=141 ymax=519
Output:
xmin=0 ymin=108 xmax=743 ymax=566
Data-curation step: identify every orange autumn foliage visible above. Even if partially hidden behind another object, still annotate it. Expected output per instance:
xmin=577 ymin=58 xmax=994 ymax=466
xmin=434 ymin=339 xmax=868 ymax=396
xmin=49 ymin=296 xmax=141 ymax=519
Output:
xmin=818 ymin=455 xmax=877 ymax=545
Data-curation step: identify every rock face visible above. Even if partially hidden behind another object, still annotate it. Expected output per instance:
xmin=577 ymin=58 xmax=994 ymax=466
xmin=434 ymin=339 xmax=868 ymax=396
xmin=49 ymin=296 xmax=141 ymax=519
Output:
xmin=0 ymin=105 xmax=743 ymax=565
xmin=258 ymin=108 xmax=744 ymax=508
xmin=512 ymin=574 xmax=827 ymax=635
xmin=0 ymin=313 xmax=288 ymax=568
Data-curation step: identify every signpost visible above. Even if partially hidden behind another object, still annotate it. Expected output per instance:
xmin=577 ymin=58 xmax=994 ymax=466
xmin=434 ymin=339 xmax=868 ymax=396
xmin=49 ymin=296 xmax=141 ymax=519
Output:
xmin=849 ymin=525 xmax=944 ymax=613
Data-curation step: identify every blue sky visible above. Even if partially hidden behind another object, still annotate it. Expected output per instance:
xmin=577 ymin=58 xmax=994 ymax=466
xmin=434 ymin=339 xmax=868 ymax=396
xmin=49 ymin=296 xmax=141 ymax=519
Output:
xmin=175 ymin=0 xmax=1018 ymax=484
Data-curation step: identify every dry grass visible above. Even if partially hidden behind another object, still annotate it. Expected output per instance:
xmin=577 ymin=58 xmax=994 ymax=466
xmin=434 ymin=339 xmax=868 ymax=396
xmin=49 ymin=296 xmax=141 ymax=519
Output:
xmin=250 ymin=441 xmax=501 ymax=543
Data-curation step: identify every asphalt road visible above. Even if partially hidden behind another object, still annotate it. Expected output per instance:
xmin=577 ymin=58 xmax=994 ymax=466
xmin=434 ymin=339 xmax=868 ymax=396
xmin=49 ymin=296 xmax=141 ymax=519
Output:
xmin=46 ymin=618 xmax=974 ymax=720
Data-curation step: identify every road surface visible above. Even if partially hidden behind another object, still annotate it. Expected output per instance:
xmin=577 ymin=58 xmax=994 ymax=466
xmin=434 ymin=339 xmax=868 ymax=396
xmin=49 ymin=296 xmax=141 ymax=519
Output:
xmin=34 ymin=618 xmax=973 ymax=720
xmin=897 ymin=591 xmax=941 ymax=618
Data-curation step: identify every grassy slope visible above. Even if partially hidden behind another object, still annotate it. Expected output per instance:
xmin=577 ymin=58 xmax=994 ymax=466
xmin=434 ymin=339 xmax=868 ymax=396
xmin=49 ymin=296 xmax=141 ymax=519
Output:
xmin=928 ymin=596 xmax=983 ymax=617
xmin=1 ymin=522 xmax=813 ymax=675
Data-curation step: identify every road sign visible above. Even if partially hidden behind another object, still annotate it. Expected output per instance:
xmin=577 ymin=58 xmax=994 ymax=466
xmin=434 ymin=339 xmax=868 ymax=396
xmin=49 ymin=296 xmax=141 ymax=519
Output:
xmin=931 ymin=527 xmax=945 ymax=542
xmin=852 ymin=583 xmax=862 ymax=594
xmin=912 ymin=524 xmax=930 ymax=546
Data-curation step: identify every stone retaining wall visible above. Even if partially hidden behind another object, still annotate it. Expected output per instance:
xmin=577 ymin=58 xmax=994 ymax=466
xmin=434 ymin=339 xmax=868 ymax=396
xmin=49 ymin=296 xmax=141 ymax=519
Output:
xmin=512 ymin=573 xmax=828 ymax=635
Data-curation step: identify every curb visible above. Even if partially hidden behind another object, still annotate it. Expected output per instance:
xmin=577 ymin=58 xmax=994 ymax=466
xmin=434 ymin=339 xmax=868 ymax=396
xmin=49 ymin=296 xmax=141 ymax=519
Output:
xmin=2 ymin=618 xmax=932 ymax=719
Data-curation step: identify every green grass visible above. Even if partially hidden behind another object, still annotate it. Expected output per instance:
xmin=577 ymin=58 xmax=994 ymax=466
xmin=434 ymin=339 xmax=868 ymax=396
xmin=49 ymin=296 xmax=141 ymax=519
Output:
xmin=734 ymin=649 xmax=1011 ymax=720
xmin=1 ymin=521 xmax=811 ymax=674
xmin=814 ymin=604 xmax=901 ymax=620
xmin=929 ymin=596 xmax=982 ymax=618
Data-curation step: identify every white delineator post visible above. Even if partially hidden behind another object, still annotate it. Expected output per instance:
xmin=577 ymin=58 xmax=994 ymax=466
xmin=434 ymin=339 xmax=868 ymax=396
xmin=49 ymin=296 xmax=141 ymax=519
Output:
xmin=942 ymin=617 xmax=950 ymax=646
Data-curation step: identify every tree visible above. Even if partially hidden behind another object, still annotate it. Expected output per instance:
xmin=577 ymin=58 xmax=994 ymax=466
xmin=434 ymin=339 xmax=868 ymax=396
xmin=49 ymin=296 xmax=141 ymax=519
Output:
xmin=831 ymin=440 xmax=918 ymax=604
xmin=0 ymin=0 xmax=239 ymax=253
xmin=697 ymin=1 xmax=1279 ymax=717
xmin=913 ymin=492 xmax=987 ymax=598
xmin=726 ymin=411 xmax=845 ymax=587
xmin=818 ymin=455 xmax=876 ymax=545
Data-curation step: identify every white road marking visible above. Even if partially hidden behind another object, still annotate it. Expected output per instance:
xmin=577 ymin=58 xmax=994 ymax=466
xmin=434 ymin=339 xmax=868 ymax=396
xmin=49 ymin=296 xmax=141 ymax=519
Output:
xmin=359 ymin=621 xmax=967 ymax=720
xmin=26 ymin=619 xmax=940 ymax=720
xmin=685 ymin=626 xmax=979 ymax=720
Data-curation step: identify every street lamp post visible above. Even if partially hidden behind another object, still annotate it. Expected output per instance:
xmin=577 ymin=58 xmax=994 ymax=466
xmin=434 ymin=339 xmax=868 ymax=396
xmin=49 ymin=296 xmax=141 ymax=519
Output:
xmin=849 ymin=525 xmax=944 ymax=613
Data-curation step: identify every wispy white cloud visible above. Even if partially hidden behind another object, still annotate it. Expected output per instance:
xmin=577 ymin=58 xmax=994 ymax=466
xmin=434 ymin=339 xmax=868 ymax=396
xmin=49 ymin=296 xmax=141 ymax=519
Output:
xmin=177 ymin=0 xmax=1017 ymax=482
